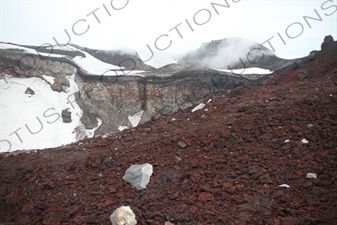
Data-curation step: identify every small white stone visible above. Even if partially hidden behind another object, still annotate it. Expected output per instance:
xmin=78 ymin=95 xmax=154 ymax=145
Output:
xmin=110 ymin=206 xmax=137 ymax=225
xmin=191 ymin=103 xmax=205 ymax=113
xmin=306 ymin=173 xmax=317 ymax=179
xmin=207 ymin=99 xmax=212 ymax=103
xmin=301 ymin=138 xmax=309 ymax=144
xmin=285 ymin=139 xmax=290 ymax=143
xmin=306 ymin=124 xmax=314 ymax=128
xmin=278 ymin=184 xmax=290 ymax=188
xmin=118 ymin=126 xmax=128 ymax=132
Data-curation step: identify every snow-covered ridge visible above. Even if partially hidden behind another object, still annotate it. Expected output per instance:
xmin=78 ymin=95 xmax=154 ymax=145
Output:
xmin=0 ymin=74 xmax=100 ymax=153
xmin=0 ymin=43 xmax=146 ymax=77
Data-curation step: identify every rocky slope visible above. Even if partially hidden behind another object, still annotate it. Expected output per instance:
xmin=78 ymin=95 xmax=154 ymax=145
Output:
xmin=0 ymin=39 xmax=336 ymax=224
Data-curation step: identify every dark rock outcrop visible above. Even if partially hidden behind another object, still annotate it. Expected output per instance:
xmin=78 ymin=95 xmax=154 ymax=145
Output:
xmin=321 ymin=35 xmax=334 ymax=50
xmin=62 ymin=109 xmax=72 ymax=123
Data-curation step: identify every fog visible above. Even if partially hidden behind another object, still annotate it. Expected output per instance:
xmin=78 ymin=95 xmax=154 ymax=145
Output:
xmin=1 ymin=0 xmax=336 ymax=59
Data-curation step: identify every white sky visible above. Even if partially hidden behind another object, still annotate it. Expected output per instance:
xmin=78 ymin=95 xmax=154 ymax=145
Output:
xmin=0 ymin=0 xmax=336 ymax=59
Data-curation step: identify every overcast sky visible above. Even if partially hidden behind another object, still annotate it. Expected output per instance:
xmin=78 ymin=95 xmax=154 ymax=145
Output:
xmin=0 ymin=0 xmax=336 ymax=59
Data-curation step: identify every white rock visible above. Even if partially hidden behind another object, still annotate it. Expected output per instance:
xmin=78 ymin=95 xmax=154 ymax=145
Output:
xmin=278 ymin=184 xmax=290 ymax=188
xmin=123 ymin=163 xmax=153 ymax=190
xmin=165 ymin=222 xmax=175 ymax=225
xmin=306 ymin=173 xmax=317 ymax=179
xmin=306 ymin=124 xmax=314 ymax=128
xmin=110 ymin=206 xmax=137 ymax=225
xmin=118 ymin=125 xmax=128 ymax=132
xmin=191 ymin=103 xmax=205 ymax=113
xmin=207 ymin=99 xmax=212 ymax=103
xmin=128 ymin=110 xmax=144 ymax=127
xmin=285 ymin=139 xmax=290 ymax=143
xmin=301 ymin=138 xmax=309 ymax=144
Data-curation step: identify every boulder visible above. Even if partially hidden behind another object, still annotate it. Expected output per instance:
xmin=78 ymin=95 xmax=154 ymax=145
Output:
xmin=298 ymin=71 xmax=309 ymax=81
xmin=110 ymin=206 xmax=137 ymax=225
xmin=123 ymin=163 xmax=153 ymax=190
xmin=51 ymin=75 xmax=70 ymax=92
xmin=80 ymin=110 xmax=98 ymax=129
xmin=25 ymin=87 xmax=35 ymax=95
xmin=62 ymin=109 xmax=72 ymax=123
xmin=308 ymin=51 xmax=318 ymax=62
xmin=321 ymin=35 xmax=334 ymax=50
xmin=292 ymin=59 xmax=304 ymax=70
xmin=73 ymin=124 xmax=87 ymax=140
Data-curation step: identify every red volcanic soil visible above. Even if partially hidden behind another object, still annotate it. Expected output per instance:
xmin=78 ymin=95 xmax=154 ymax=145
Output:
xmin=1 ymin=43 xmax=337 ymax=225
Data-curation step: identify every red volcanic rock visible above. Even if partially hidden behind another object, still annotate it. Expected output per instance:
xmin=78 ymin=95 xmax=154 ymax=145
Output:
xmin=198 ymin=192 xmax=214 ymax=203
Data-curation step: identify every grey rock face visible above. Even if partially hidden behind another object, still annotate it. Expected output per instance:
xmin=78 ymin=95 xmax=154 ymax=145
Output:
xmin=0 ymin=49 xmax=75 ymax=79
xmin=75 ymin=67 xmax=255 ymax=135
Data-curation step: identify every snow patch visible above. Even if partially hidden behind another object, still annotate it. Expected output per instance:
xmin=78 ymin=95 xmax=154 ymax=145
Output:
xmin=0 ymin=74 xmax=100 ymax=152
xmin=0 ymin=43 xmax=145 ymax=77
xmin=128 ymin=110 xmax=144 ymax=127
xmin=215 ymin=67 xmax=273 ymax=75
